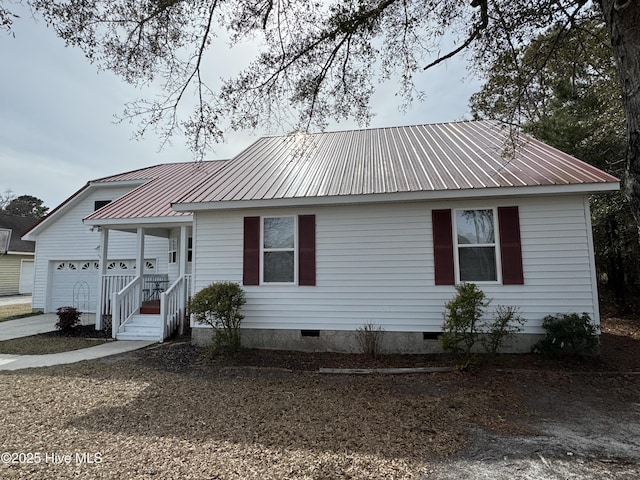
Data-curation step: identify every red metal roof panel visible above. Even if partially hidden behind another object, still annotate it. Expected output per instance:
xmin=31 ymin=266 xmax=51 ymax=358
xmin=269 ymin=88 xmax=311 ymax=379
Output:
xmin=176 ymin=120 xmax=618 ymax=206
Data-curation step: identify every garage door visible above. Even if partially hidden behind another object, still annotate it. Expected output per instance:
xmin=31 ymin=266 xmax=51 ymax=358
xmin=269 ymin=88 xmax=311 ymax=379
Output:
xmin=19 ymin=259 xmax=34 ymax=294
xmin=48 ymin=259 xmax=158 ymax=313
xmin=49 ymin=261 xmax=100 ymax=313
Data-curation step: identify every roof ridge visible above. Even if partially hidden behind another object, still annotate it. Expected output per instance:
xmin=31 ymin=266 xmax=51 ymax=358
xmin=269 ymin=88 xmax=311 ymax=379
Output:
xmin=257 ymin=119 xmax=498 ymax=139
xmin=90 ymin=159 xmax=229 ymax=183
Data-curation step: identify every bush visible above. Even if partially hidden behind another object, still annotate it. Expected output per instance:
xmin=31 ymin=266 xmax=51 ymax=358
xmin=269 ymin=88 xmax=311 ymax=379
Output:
xmin=356 ymin=323 xmax=385 ymax=358
xmin=189 ymin=282 xmax=246 ymax=354
xmin=533 ymin=313 xmax=600 ymax=358
xmin=480 ymin=305 xmax=525 ymax=357
xmin=55 ymin=306 xmax=82 ymax=331
xmin=440 ymin=283 xmax=489 ymax=358
xmin=440 ymin=284 xmax=527 ymax=367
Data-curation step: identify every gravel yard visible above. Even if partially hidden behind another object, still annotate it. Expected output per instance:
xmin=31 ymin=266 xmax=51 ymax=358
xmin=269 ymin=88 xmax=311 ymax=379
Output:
xmin=0 ymin=316 xmax=638 ymax=479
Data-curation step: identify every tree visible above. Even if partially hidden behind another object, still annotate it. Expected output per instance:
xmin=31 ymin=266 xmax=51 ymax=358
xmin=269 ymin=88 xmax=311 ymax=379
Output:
xmin=470 ymin=19 xmax=638 ymax=309
xmin=3 ymin=195 xmax=49 ymax=218
xmin=2 ymin=1 xmax=640 ymax=230
xmin=0 ymin=189 xmax=14 ymax=210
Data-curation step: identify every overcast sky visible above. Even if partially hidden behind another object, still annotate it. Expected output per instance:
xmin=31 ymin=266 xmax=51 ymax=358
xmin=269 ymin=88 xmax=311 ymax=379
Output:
xmin=0 ymin=4 xmax=481 ymax=210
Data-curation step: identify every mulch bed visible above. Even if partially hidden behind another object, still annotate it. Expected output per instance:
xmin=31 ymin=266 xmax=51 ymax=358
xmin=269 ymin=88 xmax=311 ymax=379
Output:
xmin=123 ymin=315 xmax=640 ymax=376
xmin=43 ymin=324 xmax=111 ymax=339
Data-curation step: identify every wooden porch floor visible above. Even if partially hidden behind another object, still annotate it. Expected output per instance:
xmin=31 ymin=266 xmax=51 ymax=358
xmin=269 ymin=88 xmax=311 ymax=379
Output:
xmin=140 ymin=300 xmax=161 ymax=315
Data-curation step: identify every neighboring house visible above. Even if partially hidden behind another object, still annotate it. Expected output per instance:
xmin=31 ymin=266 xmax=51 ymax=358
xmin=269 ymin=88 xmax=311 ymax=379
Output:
xmin=0 ymin=213 xmax=37 ymax=296
xmin=31 ymin=120 xmax=619 ymax=352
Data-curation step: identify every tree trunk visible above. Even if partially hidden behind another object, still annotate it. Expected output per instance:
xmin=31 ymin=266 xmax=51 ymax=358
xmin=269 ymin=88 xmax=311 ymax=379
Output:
xmin=600 ymin=0 xmax=640 ymax=237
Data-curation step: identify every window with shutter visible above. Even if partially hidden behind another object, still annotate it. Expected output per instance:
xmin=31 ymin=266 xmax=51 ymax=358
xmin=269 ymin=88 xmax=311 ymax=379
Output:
xmin=243 ymin=214 xmax=316 ymax=286
xmin=432 ymin=207 xmax=523 ymax=286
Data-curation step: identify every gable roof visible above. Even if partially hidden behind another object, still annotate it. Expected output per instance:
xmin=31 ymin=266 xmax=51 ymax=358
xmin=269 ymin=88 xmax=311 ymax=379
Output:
xmin=0 ymin=213 xmax=37 ymax=253
xmin=84 ymin=160 xmax=228 ymax=225
xmin=173 ymin=120 xmax=619 ymax=211
xmin=23 ymin=161 xmax=229 ymax=237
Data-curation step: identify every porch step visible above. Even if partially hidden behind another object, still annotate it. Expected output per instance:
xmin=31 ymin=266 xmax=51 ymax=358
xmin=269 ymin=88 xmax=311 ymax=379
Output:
xmin=140 ymin=300 xmax=160 ymax=315
xmin=116 ymin=314 xmax=162 ymax=341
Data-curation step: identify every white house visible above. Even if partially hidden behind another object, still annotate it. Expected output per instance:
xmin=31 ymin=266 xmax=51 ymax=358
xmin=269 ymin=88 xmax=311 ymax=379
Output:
xmin=27 ymin=120 xmax=619 ymax=352
xmin=172 ymin=121 xmax=618 ymax=352
xmin=22 ymin=161 xmax=227 ymax=336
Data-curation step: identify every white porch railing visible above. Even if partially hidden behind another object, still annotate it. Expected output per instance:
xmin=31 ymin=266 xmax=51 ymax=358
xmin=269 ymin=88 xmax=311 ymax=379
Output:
xmin=99 ymin=274 xmax=169 ymax=318
xmin=160 ymin=274 xmax=192 ymax=340
xmin=100 ymin=274 xmax=135 ymax=319
xmin=112 ymin=276 xmax=143 ymax=339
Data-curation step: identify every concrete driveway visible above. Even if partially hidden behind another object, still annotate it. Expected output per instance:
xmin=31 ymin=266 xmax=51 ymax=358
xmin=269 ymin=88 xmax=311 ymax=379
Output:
xmin=0 ymin=312 xmax=155 ymax=371
xmin=0 ymin=314 xmax=58 ymax=341
xmin=0 ymin=294 xmax=32 ymax=307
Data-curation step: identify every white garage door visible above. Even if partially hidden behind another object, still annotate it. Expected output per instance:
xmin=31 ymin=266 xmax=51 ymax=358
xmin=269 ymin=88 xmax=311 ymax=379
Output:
xmin=49 ymin=261 xmax=100 ymax=313
xmin=48 ymin=259 xmax=158 ymax=313
xmin=19 ymin=259 xmax=34 ymax=294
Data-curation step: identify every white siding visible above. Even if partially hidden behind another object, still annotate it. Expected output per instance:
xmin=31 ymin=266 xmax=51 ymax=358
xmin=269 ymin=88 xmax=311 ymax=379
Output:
xmin=192 ymin=194 xmax=598 ymax=334
xmin=31 ymin=185 xmax=169 ymax=312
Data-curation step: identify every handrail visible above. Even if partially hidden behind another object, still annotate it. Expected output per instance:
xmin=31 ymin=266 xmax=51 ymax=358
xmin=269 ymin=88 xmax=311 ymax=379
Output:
xmin=111 ymin=276 xmax=143 ymax=339
xmin=160 ymin=274 xmax=192 ymax=341
xmin=161 ymin=276 xmax=183 ymax=341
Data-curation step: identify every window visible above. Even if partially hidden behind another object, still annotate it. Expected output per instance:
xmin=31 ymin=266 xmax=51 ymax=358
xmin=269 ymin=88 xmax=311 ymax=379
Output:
xmin=263 ymin=217 xmax=296 ymax=283
xmin=244 ymin=215 xmax=316 ymax=286
xmin=432 ymin=207 xmax=523 ymax=286
xmin=455 ymin=209 xmax=498 ymax=282
xmin=94 ymin=200 xmax=111 ymax=211
xmin=188 ymin=237 xmax=193 ymax=263
xmin=168 ymin=237 xmax=177 ymax=263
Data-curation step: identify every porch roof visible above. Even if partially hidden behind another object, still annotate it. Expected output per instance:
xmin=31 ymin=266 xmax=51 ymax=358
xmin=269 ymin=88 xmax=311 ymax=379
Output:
xmin=84 ymin=160 xmax=229 ymax=225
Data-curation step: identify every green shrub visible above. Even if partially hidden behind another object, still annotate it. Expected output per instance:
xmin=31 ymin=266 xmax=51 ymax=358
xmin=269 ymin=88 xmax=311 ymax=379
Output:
xmin=480 ymin=305 xmax=525 ymax=357
xmin=533 ymin=313 xmax=600 ymax=358
xmin=440 ymin=283 xmax=489 ymax=358
xmin=440 ymin=284 xmax=528 ymax=367
xmin=356 ymin=322 xmax=385 ymax=358
xmin=189 ymin=282 xmax=246 ymax=354
xmin=55 ymin=306 xmax=82 ymax=331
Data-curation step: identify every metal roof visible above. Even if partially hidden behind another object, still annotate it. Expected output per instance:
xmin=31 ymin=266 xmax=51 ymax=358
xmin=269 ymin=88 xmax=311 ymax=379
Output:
xmin=175 ymin=120 xmax=618 ymax=207
xmin=86 ymin=160 xmax=229 ymax=222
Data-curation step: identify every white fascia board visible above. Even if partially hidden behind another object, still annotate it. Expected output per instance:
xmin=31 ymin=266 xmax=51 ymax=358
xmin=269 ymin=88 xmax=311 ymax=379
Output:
xmin=83 ymin=216 xmax=193 ymax=227
xmin=172 ymin=181 xmax=620 ymax=212
xmin=7 ymin=251 xmax=35 ymax=256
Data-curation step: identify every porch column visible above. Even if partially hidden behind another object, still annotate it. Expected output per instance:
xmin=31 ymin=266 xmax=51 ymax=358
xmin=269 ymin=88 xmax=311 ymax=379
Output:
xmin=136 ymin=228 xmax=145 ymax=306
xmin=179 ymin=225 xmax=189 ymax=334
xmin=179 ymin=225 xmax=188 ymax=278
xmin=95 ymin=228 xmax=109 ymax=330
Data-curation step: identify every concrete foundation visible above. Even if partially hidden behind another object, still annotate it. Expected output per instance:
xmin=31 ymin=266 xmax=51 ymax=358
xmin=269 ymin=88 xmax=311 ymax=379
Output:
xmin=191 ymin=327 xmax=544 ymax=354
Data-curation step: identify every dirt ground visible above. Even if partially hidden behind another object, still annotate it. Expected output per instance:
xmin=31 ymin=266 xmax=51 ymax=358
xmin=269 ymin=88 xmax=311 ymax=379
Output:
xmin=130 ymin=315 xmax=640 ymax=479
xmin=0 ymin=315 xmax=638 ymax=479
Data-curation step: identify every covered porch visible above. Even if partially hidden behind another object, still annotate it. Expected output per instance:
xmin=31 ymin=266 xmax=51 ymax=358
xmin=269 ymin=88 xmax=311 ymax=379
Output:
xmin=94 ymin=223 xmax=193 ymax=342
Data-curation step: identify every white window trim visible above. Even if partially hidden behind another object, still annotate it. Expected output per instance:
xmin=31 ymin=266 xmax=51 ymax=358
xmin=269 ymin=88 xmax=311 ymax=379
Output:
xmin=453 ymin=207 xmax=502 ymax=285
xmin=261 ymin=215 xmax=298 ymax=285
xmin=168 ymin=237 xmax=178 ymax=264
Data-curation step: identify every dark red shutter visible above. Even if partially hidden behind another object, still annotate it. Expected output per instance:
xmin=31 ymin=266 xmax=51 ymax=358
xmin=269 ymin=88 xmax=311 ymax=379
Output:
xmin=498 ymin=206 xmax=524 ymax=285
xmin=243 ymin=216 xmax=260 ymax=285
xmin=432 ymin=209 xmax=455 ymax=285
xmin=298 ymin=214 xmax=316 ymax=286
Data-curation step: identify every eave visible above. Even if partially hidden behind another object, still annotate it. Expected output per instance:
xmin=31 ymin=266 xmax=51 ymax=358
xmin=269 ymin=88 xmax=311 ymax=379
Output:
xmin=172 ymin=181 xmax=619 ymax=213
